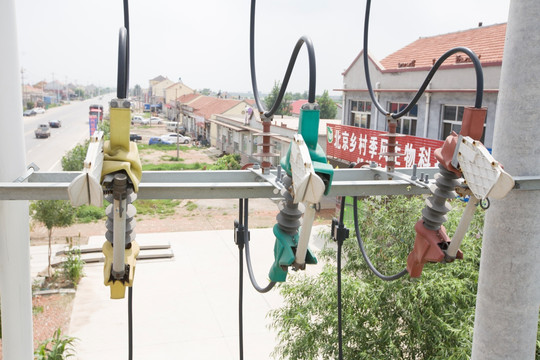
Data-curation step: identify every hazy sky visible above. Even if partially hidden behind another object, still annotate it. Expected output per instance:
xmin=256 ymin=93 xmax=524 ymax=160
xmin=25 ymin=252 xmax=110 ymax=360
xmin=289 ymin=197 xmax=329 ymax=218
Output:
xmin=15 ymin=0 xmax=510 ymax=96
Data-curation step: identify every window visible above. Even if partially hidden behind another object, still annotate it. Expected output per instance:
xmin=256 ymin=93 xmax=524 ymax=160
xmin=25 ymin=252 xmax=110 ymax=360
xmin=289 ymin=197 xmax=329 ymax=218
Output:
xmin=441 ymin=105 xmax=486 ymax=142
xmin=388 ymin=102 xmax=417 ymax=135
xmin=349 ymin=100 xmax=371 ymax=128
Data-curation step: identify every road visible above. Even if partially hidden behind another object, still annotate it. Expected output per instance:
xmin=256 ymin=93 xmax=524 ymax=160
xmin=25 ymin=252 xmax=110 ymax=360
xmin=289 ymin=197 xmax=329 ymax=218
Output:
xmin=23 ymin=95 xmax=113 ymax=171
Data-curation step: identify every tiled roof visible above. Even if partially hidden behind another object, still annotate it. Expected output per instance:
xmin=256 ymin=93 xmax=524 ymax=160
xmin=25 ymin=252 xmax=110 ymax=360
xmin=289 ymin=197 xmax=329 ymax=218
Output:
xmin=380 ymin=23 xmax=506 ymax=72
xmin=178 ymin=93 xmax=201 ymax=104
xmin=189 ymin=96 xmax=242 ymax=119
xmin=151 ymin=75 xmax=167 ymax=82
xmin=291 ymin=99 xmax=308 ymax=115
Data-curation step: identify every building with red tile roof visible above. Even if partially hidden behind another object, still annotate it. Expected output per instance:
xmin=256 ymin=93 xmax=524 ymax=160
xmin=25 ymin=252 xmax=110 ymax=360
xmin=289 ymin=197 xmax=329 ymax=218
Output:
xmin=291 ymin=99 xmax=309 ymax=117
xmin=338 ymin=23 xmax=506 ymax=149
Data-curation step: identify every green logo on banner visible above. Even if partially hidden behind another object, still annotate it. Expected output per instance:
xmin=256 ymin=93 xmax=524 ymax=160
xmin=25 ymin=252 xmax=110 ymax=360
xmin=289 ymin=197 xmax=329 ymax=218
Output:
xmin=327 ymin=126 xmax=333 ymax=143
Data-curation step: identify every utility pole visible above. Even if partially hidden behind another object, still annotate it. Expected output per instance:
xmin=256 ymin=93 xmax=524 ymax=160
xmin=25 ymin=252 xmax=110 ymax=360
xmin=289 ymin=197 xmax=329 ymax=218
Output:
xmin=471 ymin=0 xmax=540 ymax=359
xmin=0 ymin=0 xmax=34 ymax=359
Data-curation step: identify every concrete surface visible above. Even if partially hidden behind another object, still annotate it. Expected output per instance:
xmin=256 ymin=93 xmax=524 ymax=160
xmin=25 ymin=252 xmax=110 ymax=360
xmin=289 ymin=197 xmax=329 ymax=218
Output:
xmin=65 ymin=226 xmax=329 ymax=359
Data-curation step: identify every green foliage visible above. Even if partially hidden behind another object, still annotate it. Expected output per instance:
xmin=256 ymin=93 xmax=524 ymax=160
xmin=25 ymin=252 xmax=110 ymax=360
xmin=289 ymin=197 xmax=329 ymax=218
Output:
xmin=34 ymin=328 xmax=77 ymax=360
xmin=134 ymin=199 xmax=180 ymax=217
xmin=270 ymin=195 xmax=485 ymax=360
xmin=142 ymin=162 xmax=209 ymax=171
xmin=317 ymin=90 xmax=337 ymax=119
xmin=184 ymin=201 xmax=198 ymax=212
xmin=265 ymin=81 xmax=292 ymax=116
xmin=75 ymin=205 xmax=106 ymax=223
xmin=62 ymin=249 xmax=85 ymax=286
xmin=209 ymin=154 xmax=241 ymax=170
xmin=97 ymin=120 xmax=110 ymax=140
xmin=138 ymin=143 xmax=190 ymax=152
xmin=61 ymin=141 xmax=89 ymax=171
xmin=30 ymin=200 xmax=75 ymax=231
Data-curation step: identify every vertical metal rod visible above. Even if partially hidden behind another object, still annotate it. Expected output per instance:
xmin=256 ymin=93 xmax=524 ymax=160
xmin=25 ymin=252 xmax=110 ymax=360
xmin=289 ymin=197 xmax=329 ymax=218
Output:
xmin=112 ymin=174 xmax=127 ymax=279
xmin=447 ymin=197 xmax=479 ymax=258
xmin=0 ymin=1 xmax=34 ymax=358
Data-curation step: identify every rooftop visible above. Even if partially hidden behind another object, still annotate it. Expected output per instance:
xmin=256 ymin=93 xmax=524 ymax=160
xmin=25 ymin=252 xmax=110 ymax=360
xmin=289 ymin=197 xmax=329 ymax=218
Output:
xmin=380 ymin=23 xmax=506 ymax=71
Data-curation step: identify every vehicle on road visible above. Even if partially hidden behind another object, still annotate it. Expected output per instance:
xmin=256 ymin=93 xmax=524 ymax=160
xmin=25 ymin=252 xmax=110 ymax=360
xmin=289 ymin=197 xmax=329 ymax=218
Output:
xmin=33 ymin=107 xmax=46 ymax=114
xmin=161 ymin=133 xmax=191 ymax=144
xmin=48 ymin=120 xmax=62 ymax=128
xmin=23 ymin=109 xmax=36 ymax=116
xmin=34 ymin=124 xmax=51 ymax=138
xmin=132 ymin=115 xmax=144 ymax=124
xmin=165 ymin=121 xmax=186 ymax=134
xmin=149 ymin=117 xmax=162 ymax=125
xmin=130 ymin=133 xmax=142 ymax=142
xmin=148 ymin=137 xmax=173 ymax=145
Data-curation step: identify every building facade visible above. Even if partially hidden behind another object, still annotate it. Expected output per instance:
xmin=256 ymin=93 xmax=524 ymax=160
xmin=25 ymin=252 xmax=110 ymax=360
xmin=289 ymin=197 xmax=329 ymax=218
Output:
xmin=338 ymin=23 xmax=506 ymax=149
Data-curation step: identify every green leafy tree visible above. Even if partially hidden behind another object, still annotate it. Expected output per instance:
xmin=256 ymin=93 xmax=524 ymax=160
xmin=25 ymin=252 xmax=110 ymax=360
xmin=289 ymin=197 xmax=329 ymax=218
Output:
xmin=270 ymin=195 xmax=486 ymax=359
xmin=209 ymin=154 xmax=241 ymax=170
xmin=317 ymin=90 xmax=337 ymax=119
xmin=265 ymin=81 xmax=292 ymax=116
xmin=61 ymin=141 xmax=89 ymax=171
xmin=200 ymin=88 xmax=212 ymax=96
xmin=30 ymin=201 xmax=75 ymax=276
xmin=132 ymin=84 xmax=142 ymax=97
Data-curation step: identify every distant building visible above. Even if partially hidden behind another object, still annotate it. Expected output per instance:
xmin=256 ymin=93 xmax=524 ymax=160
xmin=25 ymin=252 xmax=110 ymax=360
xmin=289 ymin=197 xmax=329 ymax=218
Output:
xmin=337 ymin=23 xmax=506 ymax=149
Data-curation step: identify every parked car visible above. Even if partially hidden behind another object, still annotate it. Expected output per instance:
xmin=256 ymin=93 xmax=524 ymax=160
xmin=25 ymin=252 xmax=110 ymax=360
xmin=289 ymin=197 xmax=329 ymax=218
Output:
xmin=48 ymin=120 xmax=61 ymax=128
xmin=149 ymin=117 xmax=162 ymax=125
xmin=130 ymin=133 xmax=142 ymax=142
xmin=148 ymin=137 xmax=173 ymax=145
xmin=34 ymin=124 xmax=51 ymax=138
xmin=132 ymin=115 xmax=144 ymax=124
xmin=23 ymin=109 xmax=36 ymax=116
xmin=33 ymin=107 xmax=46 ymax=114
xmin=161 ymin=133 xmax=192 ymax=144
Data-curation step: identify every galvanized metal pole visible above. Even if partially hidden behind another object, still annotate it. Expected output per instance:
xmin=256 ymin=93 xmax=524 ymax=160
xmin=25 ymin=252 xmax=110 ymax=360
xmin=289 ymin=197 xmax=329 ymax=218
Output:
xmin=0 ymin=0 xmax=35 ymax=358
xmin=471 ymin=1 xmax=540 ymax=359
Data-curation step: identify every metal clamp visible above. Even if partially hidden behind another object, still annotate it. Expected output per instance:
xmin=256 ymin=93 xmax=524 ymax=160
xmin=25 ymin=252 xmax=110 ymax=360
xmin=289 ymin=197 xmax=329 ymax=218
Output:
xmin=13 ymin=163 xmax=39 ymax=183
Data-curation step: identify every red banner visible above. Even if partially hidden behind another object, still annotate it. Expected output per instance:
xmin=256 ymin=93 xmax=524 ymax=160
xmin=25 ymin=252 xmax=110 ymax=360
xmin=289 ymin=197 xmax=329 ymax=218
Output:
xmin=326 ymin=124 xmax=443 ymax=168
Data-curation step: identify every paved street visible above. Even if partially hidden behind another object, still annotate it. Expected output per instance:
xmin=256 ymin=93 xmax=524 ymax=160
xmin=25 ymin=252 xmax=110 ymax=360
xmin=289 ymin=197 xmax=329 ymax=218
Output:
xmin=65 ymin=227 xmax=328 ymax=359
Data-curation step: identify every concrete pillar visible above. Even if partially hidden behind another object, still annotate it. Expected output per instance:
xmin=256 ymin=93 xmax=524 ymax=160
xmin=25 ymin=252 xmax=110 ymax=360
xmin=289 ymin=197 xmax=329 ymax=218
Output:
xmin=0 ymin=0 xmax=34 ymax=359
xmin=471 ymin=0 xmax=540 ymax=359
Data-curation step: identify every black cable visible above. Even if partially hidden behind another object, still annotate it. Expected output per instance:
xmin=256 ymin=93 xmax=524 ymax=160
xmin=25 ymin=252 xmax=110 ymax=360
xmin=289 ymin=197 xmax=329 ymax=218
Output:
xmin=249 ymin=0 xmax=316 ymax=117
xmin=336 ymin=197 xmax=346 ymax=360
xmin=237 ymin=199 xmax=244 ymax=360
xmin=238 ymin=245 xmax=244 ymax=360
xmin=128 ymin=286 xmax=133 ymax=360
xmin=362 ymin=0 xmax=484 ymax=118
xmin=123 ymin=0 xmax=130 ymax=96
xmin=353 ymin=196 xmax=408 ymax=281
xmin=117 ymin=27 xmax=128 ymax=99
xmin=242 ymin=198 xmax=276 ymax=293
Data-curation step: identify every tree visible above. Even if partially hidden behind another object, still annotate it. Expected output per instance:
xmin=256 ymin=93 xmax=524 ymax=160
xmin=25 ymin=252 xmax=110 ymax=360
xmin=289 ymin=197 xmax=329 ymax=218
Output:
xmin=269 ymin=195 xmax=487 ymax=359
xmin=30 ymin=201 xmax=75 ymax=276
xmin=61 ymin=141 xmax=89 ymax=171
xmin=200 ymin=88 xmax=212 ymax=96
xmin=317 ymin=90 xmax=337 ymax=119
xmin=265 ymin=81 xmax=292 ymax=116
xmin=133 ymin=84 xmax=142 ymax=97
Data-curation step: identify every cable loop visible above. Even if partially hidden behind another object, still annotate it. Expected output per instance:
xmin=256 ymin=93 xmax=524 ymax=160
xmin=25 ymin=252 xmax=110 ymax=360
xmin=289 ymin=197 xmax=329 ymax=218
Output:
xmin=250 ymin=0 xmax=316 ymax=118
xmin=363 ymin=0 xmax=484 ymax=117
xmin=353 ymin=196 xmax=408 ymax=281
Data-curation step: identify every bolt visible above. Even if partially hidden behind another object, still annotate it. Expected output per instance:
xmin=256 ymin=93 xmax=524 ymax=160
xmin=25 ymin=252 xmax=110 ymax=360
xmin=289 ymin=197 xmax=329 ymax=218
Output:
xmin=424 ymin=174 xmax=429 ymax=183
xmin=411 ymin=164 xmax=418 ymax=181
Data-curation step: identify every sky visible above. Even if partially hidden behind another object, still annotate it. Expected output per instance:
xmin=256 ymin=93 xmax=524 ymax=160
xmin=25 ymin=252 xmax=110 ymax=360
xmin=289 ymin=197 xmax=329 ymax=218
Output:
xmin=15 ymin=0 xmax=511 ymax=97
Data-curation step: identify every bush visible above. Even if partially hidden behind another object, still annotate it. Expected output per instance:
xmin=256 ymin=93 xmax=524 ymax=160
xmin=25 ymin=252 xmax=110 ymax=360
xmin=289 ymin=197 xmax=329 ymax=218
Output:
xmin=62 ymin=249 xmax=85 ymax=286
xmin=34 ymin=328 xmax=77 ymax=360
xmin=75 ymin=205 xmax=106 ymax=223
xmin=270 ymin=196 xmax=485 ymax=360
xmin=209 ymin=154 xmax=241 ymax=170
xmin=61 ymin=141 xmax=89 ymax=171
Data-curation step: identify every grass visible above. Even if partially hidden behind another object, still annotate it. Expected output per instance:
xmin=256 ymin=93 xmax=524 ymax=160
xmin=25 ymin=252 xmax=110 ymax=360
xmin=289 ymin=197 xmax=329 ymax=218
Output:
xmin=160 ymin=155 xmax=185 ymax=162
xmin=138 ymin=143 xmax=191 ymax=152
xmin=142 ymin=162 xmax=210 ymax=171
xmin=184 ymin=201 xmax=198 ymax=211
xmin=75 ymin=205 xmax=106 ymax=223
xmin=135 ymin=199 xmax=180 ymax=217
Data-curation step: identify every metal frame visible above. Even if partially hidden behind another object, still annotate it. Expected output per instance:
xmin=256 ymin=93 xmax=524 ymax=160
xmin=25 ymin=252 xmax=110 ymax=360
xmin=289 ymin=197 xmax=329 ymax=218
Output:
xmin=0 ymin=167 xmax=537 ymax=201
